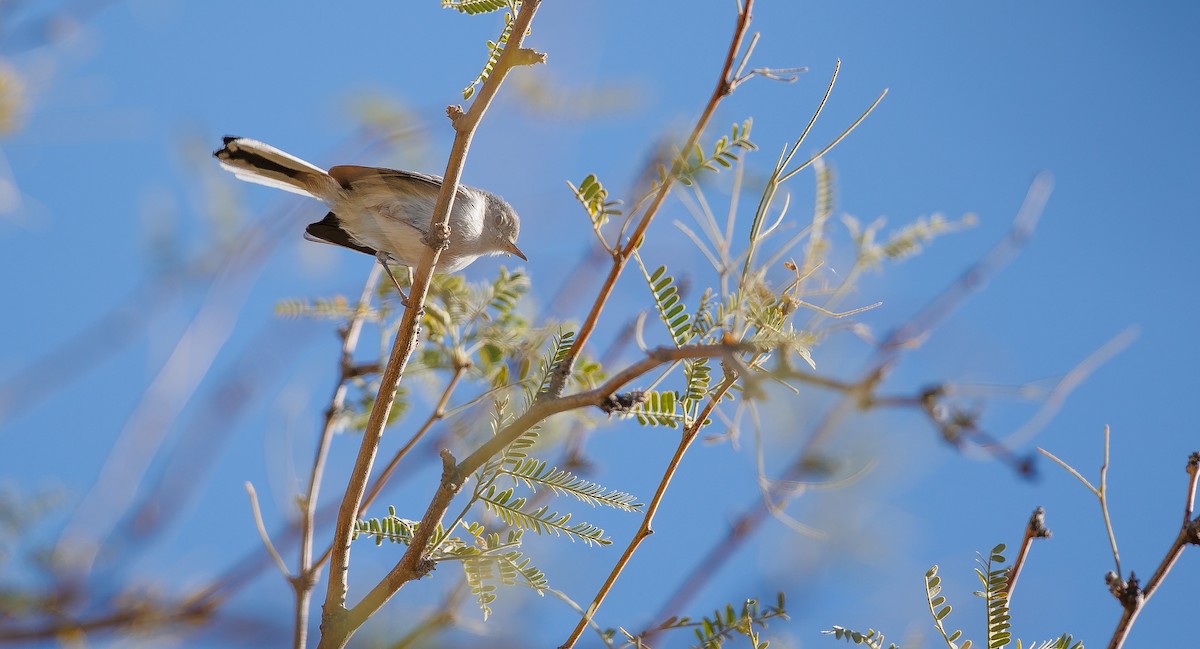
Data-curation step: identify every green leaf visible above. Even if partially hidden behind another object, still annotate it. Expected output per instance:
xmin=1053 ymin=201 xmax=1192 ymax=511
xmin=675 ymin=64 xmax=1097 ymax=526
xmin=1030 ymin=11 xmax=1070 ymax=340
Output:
xmin=567 ymin=173 xmax=623 ymax=228
xmin=455 ymin=3 xmax=518 ymax=99
xmin=501 ymin=457 xmax=643 ymax=511
xmin=478 ymin=485 xmax=611 ymax=545
xmin=641 ymin=264 xmax=693 ymax=347
xmin=352 ymin=505 xmax=423 ymax=546
xmin=526 ymin=328 xmax=576 ymax=403
xmin=442 ymin=0 xmax=512 ymax=15
xmin=631 ymin=390 xmax=684 ymax=427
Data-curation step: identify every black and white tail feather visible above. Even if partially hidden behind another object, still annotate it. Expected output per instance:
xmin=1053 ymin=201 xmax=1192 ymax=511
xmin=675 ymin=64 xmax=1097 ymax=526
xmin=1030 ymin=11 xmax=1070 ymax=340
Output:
xmin=214 ymin=136 xmax=339 ymax=199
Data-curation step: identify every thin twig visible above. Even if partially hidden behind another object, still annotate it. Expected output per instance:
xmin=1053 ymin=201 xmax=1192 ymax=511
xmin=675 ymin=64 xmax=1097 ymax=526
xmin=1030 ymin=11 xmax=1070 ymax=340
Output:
xmin=548 ymin=0 xmax=756 ymax=397
xmin=562 ymin=317 xmax=638 ymax=465
xmin=1100 ymin=425 xmax=1121 ymax=576
xmin=1184 ymin=452 xmax=1199 ymax=526
xmin=327 ymin=342 xmax=753 ymax=648
xmin=1039 ymin=426 xmax=1121 ymax=576
xmin=1000 ymin=327 xmax=1138 ymax=451
xmin=54 ymin=244 xmax=265 ymax=575
xmin=361 ymin=366 xmax=467 ymax=516
xmin=292 ymin=264 xmax=381 ymax=649
xmin=560 ymin=376 xmax=738 ymax=649
xmin=739 ymin=61 xmax=840 ymax=324
xmin=1038 ymin=447 xmax=1098 ymax=494
xmin=387 ymin=582 xmax=465 ymax=649
xmin=650 ymin=176 xmax=1050 ymax=623
xmin=311 ymin=365 xmax=468 ymax=572
xmin=0 ymin=602 xmax=221 ymax=643
xmin=245 ymin=482 xmax=291 ymax=580
xmin=880 ymin=173 xmax=1051 ymax=355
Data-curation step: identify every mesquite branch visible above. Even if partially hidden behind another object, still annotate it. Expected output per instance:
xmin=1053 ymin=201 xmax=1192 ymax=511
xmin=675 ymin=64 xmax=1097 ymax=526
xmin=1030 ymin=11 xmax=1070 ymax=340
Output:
xmin=1106 ymin=452 xmax=1200 ymax=649
xmin=317 ymin=2 xmax=546 ymax=646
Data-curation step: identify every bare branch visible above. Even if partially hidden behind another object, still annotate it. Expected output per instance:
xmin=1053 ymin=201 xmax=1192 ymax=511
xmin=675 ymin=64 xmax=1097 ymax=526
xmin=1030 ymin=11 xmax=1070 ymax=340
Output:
xmin=1005 ymin=506 xmax=1051 ymax=599
xmin=1107 ymin=451 xmax=1200 ymax=649
xmin=561 ymin=375 xmax=739 ymax=649
xmin=245 ymin=482 xmax=291 ymax=581
xmin=1041 ymin=426 xmax=1122 ymax=576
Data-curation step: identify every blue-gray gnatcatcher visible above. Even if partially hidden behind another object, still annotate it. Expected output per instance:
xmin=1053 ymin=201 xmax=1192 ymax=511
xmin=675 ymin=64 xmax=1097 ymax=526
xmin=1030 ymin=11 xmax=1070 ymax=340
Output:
xmin=213 ymin=137 xmax=526 ymax=289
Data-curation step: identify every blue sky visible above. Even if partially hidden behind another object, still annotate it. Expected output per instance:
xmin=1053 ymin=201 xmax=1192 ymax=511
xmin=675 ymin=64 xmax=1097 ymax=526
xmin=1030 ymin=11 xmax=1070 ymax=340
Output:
xmin=2 ymin=1 xmax=1198 ymax=647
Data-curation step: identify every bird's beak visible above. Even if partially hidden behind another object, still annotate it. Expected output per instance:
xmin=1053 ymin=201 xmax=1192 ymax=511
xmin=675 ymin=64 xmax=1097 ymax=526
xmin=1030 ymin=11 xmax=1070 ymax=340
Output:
xmin=503 ymin=240 xmax=528 ymax=261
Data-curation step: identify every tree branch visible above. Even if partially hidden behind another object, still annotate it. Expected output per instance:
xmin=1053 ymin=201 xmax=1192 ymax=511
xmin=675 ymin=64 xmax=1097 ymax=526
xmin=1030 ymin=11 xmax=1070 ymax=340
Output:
xmin=318 ymin=5 xmax=546 ymax=646
xmin=545 ymin=0 xmax=756 ymax=397
xmin=245 ymin=482 xmax=291 ymax=581
xmin=1107 ymin=451 xmax=1200 ymax=649
xmin=329 ymin=342 xmax=752 ymax=645
xmin=560 ymin=376 xmax=738 ymax=649
xmin=288 ymin=265 xmax=381 ymax=649
xmin=651 ymin=176 xmax=1049 ymax=623
xmin=1004 ymin=506 xmax=1051 ymax=599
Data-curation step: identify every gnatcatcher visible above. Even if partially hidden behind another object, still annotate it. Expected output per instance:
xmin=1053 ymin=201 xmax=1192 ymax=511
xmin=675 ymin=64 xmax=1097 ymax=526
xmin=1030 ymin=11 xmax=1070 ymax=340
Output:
xmin=213 ymin=136 xmax=526 ymax=291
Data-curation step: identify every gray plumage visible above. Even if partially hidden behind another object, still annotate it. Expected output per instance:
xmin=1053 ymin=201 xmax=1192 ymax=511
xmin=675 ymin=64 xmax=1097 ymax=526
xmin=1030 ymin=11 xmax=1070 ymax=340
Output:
xmin=213 ymin=136 xmax=525 ymax=272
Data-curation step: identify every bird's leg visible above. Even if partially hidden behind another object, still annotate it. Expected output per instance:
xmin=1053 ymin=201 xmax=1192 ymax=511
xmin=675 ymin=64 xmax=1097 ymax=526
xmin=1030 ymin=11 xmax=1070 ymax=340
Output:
xmin=375 ymin=253 xmax=411 ymax=307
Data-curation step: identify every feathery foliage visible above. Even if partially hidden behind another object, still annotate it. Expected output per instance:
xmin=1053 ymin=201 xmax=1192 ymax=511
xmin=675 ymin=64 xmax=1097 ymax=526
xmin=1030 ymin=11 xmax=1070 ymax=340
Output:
xmin=445 ymin=526 xmax=548 ymax=619
xmin=925 ymin=564 xmax=971 ymax=649
xmin=0 ymin=61 xmax=23 ymax=135
xmin=274 ymin=296 xmax=378 ymax=321
xmin=1027 ymin=636 xmax=1084 ymax=649
xmin=975 ymin=544 xmax=1011 ymax=649
xmin=844 ymin=213 xmax=978 ymax=270
xmin=529 ymin=328 xmax=576 ymax=401
xmin=829 ymin=548 xmax=1083 ymax=649
xmin=682 ymin=358 xmax=712 ymax=410
xmin=441 ymin=0 xmax=511 ymax=14
xmin=445 ymin=0 xmax=521 ymax=99
xmin=743 ymin=282 xmax=817 ymax=370
xmin=823 ymin=626 xmax=899 ymax=649
xmin=420 ymin=268 xmax=529 ymax=349
xmin=615 ymin=593 xmax=787 ymax=649
xmin=630 ymin=390 xmax=684 ymax=428
xmin=643 ymin=265 xmax=694 ymax=347
xmin=688 ymin=288 xmax=720 ymax=342
xmin=921 ymin=548 xmax=1081 ymax=649
xmin=568 ymin=173 xmax=623 ymax=231
xmin=389 ymin=267 xmax=538 ymax=393
xmin=478 ymin=485 xmax=611 ymax=545
xmin=342 ymin=382 xmax=408 ymax=433
xmin=353 ymin=505 xmax=439 ymax=547
xmin=672 ymin=593 xmax=787 ymax=649
xmin=462 ymin=551 xmax=499 ymax=616
xmin=800 ymin=158 xmax=835 ymax=278
xmin=672 ymin=119 xmax=758 ymax=187
xmin=501 ymin=457 xmax=642 ymax=511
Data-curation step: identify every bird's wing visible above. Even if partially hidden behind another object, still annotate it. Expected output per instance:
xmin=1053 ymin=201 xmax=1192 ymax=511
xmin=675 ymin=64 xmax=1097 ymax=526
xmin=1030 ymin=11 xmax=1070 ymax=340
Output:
xmin=329 ymin=165 xmax=443 ymax=192
xmin=304 ymin=212 xmax=379 ymax=256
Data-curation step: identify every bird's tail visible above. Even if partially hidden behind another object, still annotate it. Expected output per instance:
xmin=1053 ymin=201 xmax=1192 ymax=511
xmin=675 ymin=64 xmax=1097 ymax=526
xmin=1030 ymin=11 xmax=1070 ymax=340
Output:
xmin=213 ymin=136 xmax=338 ymax=200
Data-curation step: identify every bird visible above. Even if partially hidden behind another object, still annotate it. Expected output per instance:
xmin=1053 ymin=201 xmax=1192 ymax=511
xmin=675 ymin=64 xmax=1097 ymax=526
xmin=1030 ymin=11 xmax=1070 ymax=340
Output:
xmin=213 ymin=136 xmax=526 ymax=296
